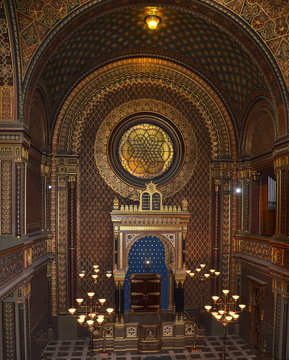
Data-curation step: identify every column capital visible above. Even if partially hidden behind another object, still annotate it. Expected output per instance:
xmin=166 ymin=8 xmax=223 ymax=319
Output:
xmin=41 ymin=154 xmax=51 ymax=177
xmin=251 ymin=171 xmax=261 ymax=181
xmin=211 ymin=159 xmax=233 ymax=178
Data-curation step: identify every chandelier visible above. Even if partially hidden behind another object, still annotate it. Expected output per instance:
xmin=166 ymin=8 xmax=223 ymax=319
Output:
xmin=186 ymin=263 xmax=220 ymax=328
xmin=68 ymin=265 xmax=114 ymax=358
xmin=205 ymin=289 xmax=246 ymax=360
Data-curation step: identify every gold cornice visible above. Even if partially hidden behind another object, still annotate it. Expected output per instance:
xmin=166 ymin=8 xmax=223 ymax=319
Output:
xmin=55 ymin=155 xmax=78 ymax=176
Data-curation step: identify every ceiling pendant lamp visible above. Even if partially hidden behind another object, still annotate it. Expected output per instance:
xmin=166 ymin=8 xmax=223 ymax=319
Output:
xmin=145 ymin=14 xmax=161 ymax=30
xmin=144 ymin=8 xmax=161 ymax=30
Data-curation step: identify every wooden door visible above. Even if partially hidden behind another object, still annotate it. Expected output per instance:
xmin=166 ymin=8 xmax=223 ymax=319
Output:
xmin=130 ymin=274 xmax=161 ymax=312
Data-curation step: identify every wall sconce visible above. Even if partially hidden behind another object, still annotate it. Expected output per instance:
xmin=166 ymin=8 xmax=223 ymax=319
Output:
xmin=144 ymin=8 xmax=161 ymax=30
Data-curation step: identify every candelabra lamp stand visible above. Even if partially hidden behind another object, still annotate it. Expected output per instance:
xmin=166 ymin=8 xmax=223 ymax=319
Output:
xmin=205 ymin=289 xmax=246 ymax=360
xmin=186 ymin=263 xmax=220 ymax=329
xmin=68 ymin=265 xmax=114 ymax=360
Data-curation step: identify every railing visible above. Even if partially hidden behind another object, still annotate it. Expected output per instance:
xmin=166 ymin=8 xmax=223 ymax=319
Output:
xmin=0 ymin=234 xmax=50 ymax=294
xmin=234 ymin=233 xmax=289 ymax=269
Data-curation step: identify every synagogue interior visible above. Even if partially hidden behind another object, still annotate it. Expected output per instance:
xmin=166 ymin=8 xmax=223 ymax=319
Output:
xmin=0 ymin=0 xmax=289 ymax=359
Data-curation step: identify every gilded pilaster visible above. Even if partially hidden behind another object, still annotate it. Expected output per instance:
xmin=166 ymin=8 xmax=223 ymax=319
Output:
xmin=211 ymin=160 xmax=233 ymax=291
xmin=68 ymin=176 xmax=77 ymax=306
xmin=0 ymin=133 xmax=30 ymax=238
xmin=54 ymin=156 xmax=78 ymax=315
xmin=2 ymin=301 xmax=16 ymax=360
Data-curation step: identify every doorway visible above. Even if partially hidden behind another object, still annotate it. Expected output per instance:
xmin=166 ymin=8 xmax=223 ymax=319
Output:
xmin=130 ymin=273 xmax=161 ymax=312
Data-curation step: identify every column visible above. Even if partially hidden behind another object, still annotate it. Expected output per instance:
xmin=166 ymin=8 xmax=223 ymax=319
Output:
xmin=272 ymin=279 xmax=289 ymax=360
xmin=237 ymin=169 xmax=251 ymax=234
xmin=68 ymin=176 xmax=77 ymax=307
xmin=113 ymin=273 xmax=125 ymax=323
xmin=274 ymin=152 xmax=289 ymax=238
xmin=40 ymin=156 xmax=51 ymax=232
xmin=250 ymin=171 xmax=261 ymax=234
xmin=212 ymin=178 xmax=221 ymax=294
xmin=54 ymin=156 xmax=78 ymax=314
xmin=211 ymin=160 xmax=234 ymax=291
xmin=175 ymin=272 xmax=186 ymax=321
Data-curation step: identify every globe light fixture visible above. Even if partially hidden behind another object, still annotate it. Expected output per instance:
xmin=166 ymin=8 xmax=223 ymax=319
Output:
xmin=144 ymin=14 xmax=161 ymax=30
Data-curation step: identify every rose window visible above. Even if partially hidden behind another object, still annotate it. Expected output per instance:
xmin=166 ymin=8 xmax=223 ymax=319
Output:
xmin=118 ymin=123 xmax=174 ymax=179
xmin=108 ymin=113 xmax=184 ymax=188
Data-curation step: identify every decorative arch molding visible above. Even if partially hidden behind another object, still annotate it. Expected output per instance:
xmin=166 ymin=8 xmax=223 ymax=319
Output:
xmin=242 ymin=98 xmax=276 ymax=156
xmin=53 ymin=58 xmax=236 ymax=160
xmin=125 ymin=232 xmax=175 ymax=272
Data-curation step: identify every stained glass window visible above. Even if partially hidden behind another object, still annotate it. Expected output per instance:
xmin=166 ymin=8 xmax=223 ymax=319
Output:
xmin=118 ymin=123 xmax=174 ymax=179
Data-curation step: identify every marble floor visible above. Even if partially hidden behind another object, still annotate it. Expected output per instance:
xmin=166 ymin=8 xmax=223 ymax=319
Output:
xmin=44 ymin=335 xmax=257 ymax=360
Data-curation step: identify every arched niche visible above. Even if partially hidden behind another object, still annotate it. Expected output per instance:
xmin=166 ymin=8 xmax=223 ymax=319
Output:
xmin=28 ymin=88 xmax=48 ymax=152
xmin=242 ymin=98 xmax=277 ymax=236
xmin=242 ymin=98 xmax=276 ymax=157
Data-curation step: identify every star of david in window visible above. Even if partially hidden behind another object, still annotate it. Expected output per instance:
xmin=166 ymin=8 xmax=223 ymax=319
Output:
xmin=118 ymin=123 xmax=174 ymax=179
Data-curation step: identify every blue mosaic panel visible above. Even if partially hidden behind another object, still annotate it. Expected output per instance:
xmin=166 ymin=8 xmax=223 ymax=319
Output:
xmin=124 ymin=236 xmax=168 ymax=311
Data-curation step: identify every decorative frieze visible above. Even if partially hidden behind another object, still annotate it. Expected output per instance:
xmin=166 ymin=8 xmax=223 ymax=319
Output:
xmin=236 ymin=235 xmax=289 ymax=273
xmin=0 ymin=250 xmax=23 ymax=286
xmin=32 ymin=238 xmax=47 ymax=261
xmin=0 ymin=236 xmax=49 ymax=291
xmin=237 ymin=238 xmax=271 ymax=261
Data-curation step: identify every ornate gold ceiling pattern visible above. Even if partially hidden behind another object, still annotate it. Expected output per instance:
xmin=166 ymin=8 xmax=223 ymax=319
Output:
xmin=39 ymin=5 xmax=269 ymax=120
xmin=215 ymin=0 xmax=289 ymax=85
xmin=10 ymin=0 xmax=289 ymax=89
xmin=53 ymin=59 xmax=235 ymax=159
xmin=0 ymin=1 xmax=13 ymax=86
xmin=15 ymin=0 xmax=91 ymax=74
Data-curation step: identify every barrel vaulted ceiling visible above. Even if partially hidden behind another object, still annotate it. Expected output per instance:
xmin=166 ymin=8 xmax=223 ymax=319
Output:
xmin=9 ymin=0 xmax=289 ymax=85
xmin=1 ymin=0 xmax=288 ymax=138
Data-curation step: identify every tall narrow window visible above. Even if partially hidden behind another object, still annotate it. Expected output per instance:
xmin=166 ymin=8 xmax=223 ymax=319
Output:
xmin=268 ymin=177 xmax=276 ymax=211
